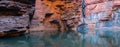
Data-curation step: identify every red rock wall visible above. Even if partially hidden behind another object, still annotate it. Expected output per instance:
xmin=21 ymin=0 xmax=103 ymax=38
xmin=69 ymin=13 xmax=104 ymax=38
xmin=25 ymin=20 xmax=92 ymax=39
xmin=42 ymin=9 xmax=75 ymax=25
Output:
xmin=33 ymin=0 xmax=120 ymax=31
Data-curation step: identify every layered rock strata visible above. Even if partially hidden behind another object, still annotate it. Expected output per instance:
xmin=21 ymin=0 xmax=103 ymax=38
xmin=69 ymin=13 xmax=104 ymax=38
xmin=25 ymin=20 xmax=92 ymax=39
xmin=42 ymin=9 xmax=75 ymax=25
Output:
xmin=0 ymin=0 xmax=35 ymax=37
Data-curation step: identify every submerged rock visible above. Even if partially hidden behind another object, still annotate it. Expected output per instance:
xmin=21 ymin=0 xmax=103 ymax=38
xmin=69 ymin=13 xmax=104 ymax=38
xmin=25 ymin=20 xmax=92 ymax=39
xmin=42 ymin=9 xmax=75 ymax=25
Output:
xmin=77 ymin=23 xmax=88 ymax=34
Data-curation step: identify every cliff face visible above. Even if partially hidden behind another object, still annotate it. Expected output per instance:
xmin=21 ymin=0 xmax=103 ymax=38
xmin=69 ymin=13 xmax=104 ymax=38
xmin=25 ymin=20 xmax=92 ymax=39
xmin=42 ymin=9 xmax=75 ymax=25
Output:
xmin=0 ymin=0 xmax=35 ymax=37
xmin=85 ymin=0 xmax=120 ymax=28
xmin=33 ymin=0 xmax=81 ymax=31
xmin=0 ymin=0 xmax=120 ymax=37
xmin=33 ymin=0 xmax=120 ymax=31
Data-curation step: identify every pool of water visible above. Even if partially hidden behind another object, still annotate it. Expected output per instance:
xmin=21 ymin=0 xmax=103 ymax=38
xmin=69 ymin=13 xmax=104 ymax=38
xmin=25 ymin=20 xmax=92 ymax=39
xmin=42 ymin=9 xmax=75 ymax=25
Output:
xmin=0 ymin=28 xmax=120 ymax=47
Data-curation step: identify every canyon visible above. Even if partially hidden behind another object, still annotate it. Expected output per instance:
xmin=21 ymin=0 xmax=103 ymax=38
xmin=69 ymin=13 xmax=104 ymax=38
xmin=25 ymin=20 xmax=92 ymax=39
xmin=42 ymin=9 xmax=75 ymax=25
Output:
xmin=0 ymin=0 xmax=120 ymax=37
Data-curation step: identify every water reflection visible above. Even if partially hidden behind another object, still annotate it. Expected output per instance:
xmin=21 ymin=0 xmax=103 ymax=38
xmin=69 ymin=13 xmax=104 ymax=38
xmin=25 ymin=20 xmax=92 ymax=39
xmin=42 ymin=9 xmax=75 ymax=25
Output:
xmin=0 ymin=29 xmax=120 ymax=47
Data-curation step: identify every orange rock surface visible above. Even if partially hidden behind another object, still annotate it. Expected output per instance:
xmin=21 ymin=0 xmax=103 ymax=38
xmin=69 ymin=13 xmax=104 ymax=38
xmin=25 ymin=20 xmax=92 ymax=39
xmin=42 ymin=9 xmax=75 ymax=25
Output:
xmin=33 ymin=0 xmax=120 ymax=31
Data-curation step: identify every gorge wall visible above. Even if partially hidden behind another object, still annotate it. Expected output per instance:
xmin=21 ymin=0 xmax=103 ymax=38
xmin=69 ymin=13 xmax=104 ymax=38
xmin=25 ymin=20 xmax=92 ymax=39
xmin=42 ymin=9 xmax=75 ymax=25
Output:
xmin=0 ymin=0 xmax=120 ymax=37
xmin=33 ymin=0 xmax=120 ymax=31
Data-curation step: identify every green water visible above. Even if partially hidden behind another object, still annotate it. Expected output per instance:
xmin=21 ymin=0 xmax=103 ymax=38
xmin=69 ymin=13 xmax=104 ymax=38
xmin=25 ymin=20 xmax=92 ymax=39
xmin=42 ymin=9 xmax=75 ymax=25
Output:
xmin=0 ymin=29 xmax=120 ymax=47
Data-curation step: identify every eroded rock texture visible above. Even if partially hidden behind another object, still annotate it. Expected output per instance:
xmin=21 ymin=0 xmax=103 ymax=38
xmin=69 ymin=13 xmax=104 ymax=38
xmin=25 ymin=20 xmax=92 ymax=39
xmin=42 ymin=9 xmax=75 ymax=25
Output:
xmin=33 ymin=0 xmax=81 ymax=31
xmin=85 ymin=0 xmax=120 ymax=28
xmin=0 ymin=0 xmax=35 ymax=37
xmin=34 ymin=0 xmax=120 ymax=31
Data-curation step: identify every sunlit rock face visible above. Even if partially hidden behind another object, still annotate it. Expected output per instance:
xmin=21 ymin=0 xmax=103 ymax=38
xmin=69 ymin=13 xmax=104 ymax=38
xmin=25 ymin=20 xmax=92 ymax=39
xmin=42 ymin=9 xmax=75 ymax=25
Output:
xmin=33 ymin=0 xmax=82 ymax=31
xmin=0 ymin=0 xmax=35 ymax=37
xmin=34 ymin=0 xmax=120 ymax=31
xmin=85 ymin=0 xmax=120 ymax=28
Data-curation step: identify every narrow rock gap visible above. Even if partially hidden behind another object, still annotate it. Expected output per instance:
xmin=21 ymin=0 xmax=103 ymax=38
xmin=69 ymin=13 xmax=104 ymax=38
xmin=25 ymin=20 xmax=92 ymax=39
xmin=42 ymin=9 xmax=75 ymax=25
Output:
xmin=0 ymin=6 xmax=22 ymax=16
xmin=12 ymin=0 xmax=35 ymax=5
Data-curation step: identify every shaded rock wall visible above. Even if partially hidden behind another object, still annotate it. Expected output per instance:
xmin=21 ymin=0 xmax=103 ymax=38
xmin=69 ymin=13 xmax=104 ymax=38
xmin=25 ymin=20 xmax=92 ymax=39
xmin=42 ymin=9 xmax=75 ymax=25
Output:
xmin=34 ymin=0 xmax=120 ymax=31
xmin=0 ymin=0 xmax=35 ymax=37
